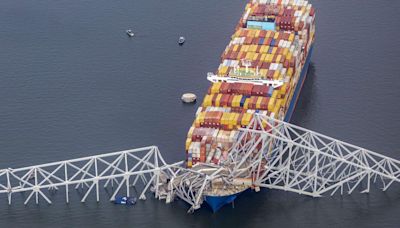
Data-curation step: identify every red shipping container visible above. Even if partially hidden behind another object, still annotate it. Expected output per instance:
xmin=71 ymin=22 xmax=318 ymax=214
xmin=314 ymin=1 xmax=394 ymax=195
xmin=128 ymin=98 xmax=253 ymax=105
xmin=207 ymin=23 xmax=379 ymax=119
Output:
xmin=251 ymin=86 xmax=259 ymax=96
xmin=239 ymin=52 xmax=247 ymax=60
xmin=272 ymin=55 xmax=278 ymax=62
xmin=227 ymin=95 xmax=234 ymax=106
xmin=284 ymin=59 xmax=290 ymax=68
xmin=275 ymin=17 xmax=281 ymax=25
xmin=259 ymin=30 xmax=267 ymax=38
xmin=232 ymin=51 xmax=239 ymax=59
xmin=231 ymin=83 xmax=241 ymax=94
xmin=267 ymin=70 xmax=274 ymax=79
xmin=220 ymin=83 xmax=229 ymax=94
xmin=211 ymin=94 xmax=218 ymax=106
xmin=277 ymin=47 xmax=283 ymax=55
xmin=261 ymin=97 xmax=270 ymax=110
xmin=251 ymin=38 xmax=258 ymax=45
xmin=245 ymin=37 xmax=252 ymax=45
xmin=220 ymin=94 xmax=229 ymax=106
xmin=283 ymin=33 xmax=289 ymax=40
xmin=244 ymin=84 xmax=254 ymax=96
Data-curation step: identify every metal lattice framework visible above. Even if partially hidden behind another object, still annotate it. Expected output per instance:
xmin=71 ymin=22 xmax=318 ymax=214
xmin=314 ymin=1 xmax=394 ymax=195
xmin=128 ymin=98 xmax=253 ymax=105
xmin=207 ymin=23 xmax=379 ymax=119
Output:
xmin=156 ymin=162 xmax=226 ymax=212
xmin=229 ymin=114 xmax=400 ymax=197
xmin=0 ymin=146 xmax=181 ymax=205
xmin=1 ymin=114 xmax=400 ymax=213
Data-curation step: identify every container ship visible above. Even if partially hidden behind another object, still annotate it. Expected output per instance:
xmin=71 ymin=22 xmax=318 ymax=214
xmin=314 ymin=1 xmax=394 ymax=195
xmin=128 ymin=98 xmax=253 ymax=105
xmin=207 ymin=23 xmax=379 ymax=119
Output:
xmin=185 ymin=0 xmax=315 ymax=212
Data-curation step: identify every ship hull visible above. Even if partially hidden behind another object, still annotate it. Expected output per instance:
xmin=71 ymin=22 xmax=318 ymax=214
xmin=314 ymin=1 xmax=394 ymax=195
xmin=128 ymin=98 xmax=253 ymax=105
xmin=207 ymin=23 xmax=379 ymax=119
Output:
xmin=205 ymin=190 xmax=245 ymax=212
xmin=204 ymin=44 xmax=314 ymax=212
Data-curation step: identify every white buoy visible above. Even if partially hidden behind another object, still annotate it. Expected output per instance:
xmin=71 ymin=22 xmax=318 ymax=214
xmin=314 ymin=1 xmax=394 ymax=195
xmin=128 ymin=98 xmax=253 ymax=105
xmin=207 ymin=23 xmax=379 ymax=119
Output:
xmin=181 ymin=93 xmax=196 ymax=103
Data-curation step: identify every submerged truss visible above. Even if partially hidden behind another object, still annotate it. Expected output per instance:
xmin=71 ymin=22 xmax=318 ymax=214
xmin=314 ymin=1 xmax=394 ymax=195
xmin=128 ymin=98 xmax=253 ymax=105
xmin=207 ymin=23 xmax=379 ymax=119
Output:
xmin=1 ymin=114 xmax=400 ymax=212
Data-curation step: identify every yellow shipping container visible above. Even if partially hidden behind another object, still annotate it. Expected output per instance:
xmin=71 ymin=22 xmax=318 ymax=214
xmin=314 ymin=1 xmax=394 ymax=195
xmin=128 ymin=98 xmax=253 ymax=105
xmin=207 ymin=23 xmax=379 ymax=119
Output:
xmin=195 ymin=117 xmax=200 ymax=128
xmin=219 ymin=66 xmax=229 ymax=75
xmin=231 ymin=113 xmax=239 ymax=126
xmin=199 ymin=112 xmax=206 ymax=123
xmin=280 ymin=83 xmax=288 ymax=95
xmin=187 ymin=161 xmax=192 ymax=168
xmin=233 ymin=30 xmax=241 ymax=38
xmin=272 ymin=47 xmax=278 ymax=55
xmin=268 ymin=98 xmax=276 ymax=111
xmin=273 ymin=106 xmax=280 ymax=115
xmin=289 ymin=33 xmax=295 ymax=42
xmin=249 ymin=45 xmax=258 ymax=52
xmin=252 ymin=53 xmax=259 ymax=61
xmin=286 ymin=52 xmax=292 ymax=60
xmin=287 ymin=68 xmax=294 ymax=77
xmin=221 ymin=113 xmax=229 ymax=125
xmin=233 ymin=95 xmax=243 ymax=107
xmin=249 ymin=29 xmax=256 ymax=37
xmin=245 ymin=52 xmax=253 ymax=60
xmin=272 ymin=90 xmax=279 ymax=99
xmin=266 ymin=31 xmax=272 ymax=38
xmin=243 ymin=45 xmax=250 ymax=52
xmin=227 ymin=114 xmax=235 ymax=130
xmin=255 ymin=30 xmax=261 ymax=38
xmin=282 ymin=48 xmax=289 ymax=56
xmin=233 ymin=44 xmax=239 ymax=52
xmin=266 ymin=54 xmax=273 ymax=62
xmin=244 ymin=98 xmax=250 ymax=109
xmin=282 ymin=96 xmax=288 ymax=108
xmin=241 ymin=113 xmax=253 ymax=126
xmin=211 ymin=82 xmax=221 ymax=94
xmin=276 ymin=55 xmax=282 ymax=63
xmin=260 ymin=53 xmax=267 ymax=61
xmin=273 ymin=70 xmax=280 ymax=80
xmin=256 ymin=96 xmax=263 ymax=109
xmin=264 ymin=45 xmax=271 ymax=54
xmin=203 ymin=95 xmax=212 ymax=107
xmin=215 ymin=93 xmax=223 ymax=107
xmin=185 ymin=138 xmax=192 ymax=151
xmin=260 ymin=69 xmax=268 ymax=78
xmin=188 ymin=126 xmax=195 ymax=138
xmin=274 ymin=32 xmax=279 ymax=39
xmin=260 ymin=45 xmax=267 ymax=53
xmin=231 ymin=96 xmax=238 ymax=108
xmin=275 ymin=99 xmax=283 ymax=111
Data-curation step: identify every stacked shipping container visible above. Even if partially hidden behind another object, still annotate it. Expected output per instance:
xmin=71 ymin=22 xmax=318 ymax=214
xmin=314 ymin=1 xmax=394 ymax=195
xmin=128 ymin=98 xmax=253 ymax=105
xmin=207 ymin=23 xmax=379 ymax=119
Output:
xmin=186 ymin=0 xmax=315 ymax=167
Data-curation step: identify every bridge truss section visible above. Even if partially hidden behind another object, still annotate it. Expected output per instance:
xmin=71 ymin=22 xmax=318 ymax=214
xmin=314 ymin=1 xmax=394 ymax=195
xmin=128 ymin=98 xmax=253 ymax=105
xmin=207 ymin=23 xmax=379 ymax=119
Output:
xmin=0 ymin=146 xmax=180 ymax=205
xmin=229 ymin=114 xmax=400 ymax=197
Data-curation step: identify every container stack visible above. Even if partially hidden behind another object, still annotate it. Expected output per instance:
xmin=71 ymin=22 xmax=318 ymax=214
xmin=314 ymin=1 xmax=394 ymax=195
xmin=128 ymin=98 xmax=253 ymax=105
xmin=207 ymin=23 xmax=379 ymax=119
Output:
xmin=186 ymin=0 xmax=315 ymax=167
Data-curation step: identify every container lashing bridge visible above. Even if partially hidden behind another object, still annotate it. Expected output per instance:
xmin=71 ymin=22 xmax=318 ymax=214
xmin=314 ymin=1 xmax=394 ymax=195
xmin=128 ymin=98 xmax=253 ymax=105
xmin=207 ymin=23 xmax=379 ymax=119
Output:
xmin=1 ymin=114 xmax=400 ymax=213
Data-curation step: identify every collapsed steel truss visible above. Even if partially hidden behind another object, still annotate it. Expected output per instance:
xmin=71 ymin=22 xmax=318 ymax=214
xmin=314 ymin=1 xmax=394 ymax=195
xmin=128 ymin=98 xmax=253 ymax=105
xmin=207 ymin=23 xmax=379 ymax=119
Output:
xmin=1 ymin=114 xmax=400 ymax=213
xmin=0 ymin=146 xmax=181 ymax=205
xmin=231 ymin=114 xmax=400 ymax=197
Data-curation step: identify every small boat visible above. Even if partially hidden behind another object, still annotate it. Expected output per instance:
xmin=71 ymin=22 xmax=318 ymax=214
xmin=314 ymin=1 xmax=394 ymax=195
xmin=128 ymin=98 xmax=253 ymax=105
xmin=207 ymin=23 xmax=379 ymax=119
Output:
xmin=126 ymin=29 xmax=134 ymax=37
xmin=178 ymin=36 xmax=185 ymax=45
xmin=114 ymin=196 xmax=137 ymax=205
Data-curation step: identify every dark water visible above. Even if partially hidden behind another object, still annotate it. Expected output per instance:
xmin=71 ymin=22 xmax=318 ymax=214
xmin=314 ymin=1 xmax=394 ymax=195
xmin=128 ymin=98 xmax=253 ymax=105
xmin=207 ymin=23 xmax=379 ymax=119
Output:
xmin=1 ymin=0 xmax=400 ymax=227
